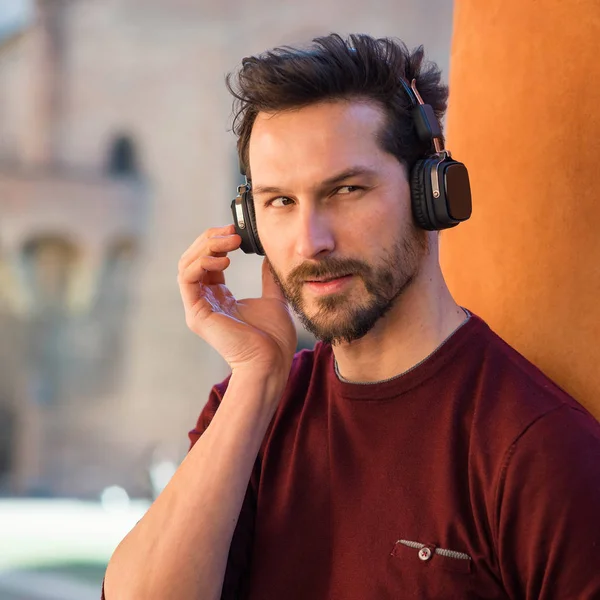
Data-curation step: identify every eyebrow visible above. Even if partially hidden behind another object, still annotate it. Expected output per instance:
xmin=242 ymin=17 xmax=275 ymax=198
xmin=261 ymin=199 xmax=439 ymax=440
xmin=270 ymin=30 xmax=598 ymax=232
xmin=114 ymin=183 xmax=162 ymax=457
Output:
xmin=252 ymin=166 xmax=378 ymax=197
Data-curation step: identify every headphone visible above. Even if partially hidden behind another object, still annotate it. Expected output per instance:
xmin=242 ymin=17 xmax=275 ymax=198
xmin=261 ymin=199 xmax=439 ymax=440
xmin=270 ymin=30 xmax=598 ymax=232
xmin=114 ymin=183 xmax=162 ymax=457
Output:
xmin=231 ymin=78 xmax=472 ymax=255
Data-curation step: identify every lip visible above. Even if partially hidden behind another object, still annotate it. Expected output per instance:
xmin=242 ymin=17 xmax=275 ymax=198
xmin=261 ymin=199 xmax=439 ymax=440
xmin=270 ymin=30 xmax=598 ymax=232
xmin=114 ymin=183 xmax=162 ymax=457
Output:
xmin=305 ymin=274 xmax=354 ymax=294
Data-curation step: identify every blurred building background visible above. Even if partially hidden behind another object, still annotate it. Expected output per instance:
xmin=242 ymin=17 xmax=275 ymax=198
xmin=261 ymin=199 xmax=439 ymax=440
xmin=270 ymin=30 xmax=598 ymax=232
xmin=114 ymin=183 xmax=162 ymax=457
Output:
xmin=0 ymin=0 xmax=453 ymax=596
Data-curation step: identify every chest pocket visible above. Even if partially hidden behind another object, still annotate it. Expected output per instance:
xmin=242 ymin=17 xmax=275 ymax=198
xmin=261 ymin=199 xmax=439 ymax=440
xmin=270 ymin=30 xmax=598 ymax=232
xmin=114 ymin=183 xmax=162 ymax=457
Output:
xmin=388 ymin=538 xmax=472 ymax=599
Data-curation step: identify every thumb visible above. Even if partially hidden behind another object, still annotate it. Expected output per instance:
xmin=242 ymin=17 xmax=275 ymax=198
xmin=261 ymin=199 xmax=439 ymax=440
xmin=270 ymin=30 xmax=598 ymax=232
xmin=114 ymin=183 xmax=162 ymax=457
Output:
xmin=261 ymin=258 xmax=287 ymax=303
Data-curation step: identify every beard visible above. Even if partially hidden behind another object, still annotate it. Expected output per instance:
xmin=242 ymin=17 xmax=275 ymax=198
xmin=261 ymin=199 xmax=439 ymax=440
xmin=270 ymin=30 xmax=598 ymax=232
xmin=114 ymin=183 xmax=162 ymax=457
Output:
xmin=267 ymin=223 xmax=428 ymax=345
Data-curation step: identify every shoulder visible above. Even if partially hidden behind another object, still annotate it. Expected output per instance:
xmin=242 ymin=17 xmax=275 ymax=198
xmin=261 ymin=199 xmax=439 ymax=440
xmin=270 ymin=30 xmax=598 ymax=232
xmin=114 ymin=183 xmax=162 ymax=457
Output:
xmin=459 ymin=314 xmax=600 ymax=497
xmin=465 ymin=313 xmax=594 ymax=433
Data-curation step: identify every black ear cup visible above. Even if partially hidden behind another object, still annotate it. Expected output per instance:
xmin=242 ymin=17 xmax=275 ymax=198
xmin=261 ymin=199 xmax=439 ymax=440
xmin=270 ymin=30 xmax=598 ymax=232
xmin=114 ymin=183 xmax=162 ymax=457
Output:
xmin=410 ymin=157 xmax=472 ymax=231
xmin=410 ymin=159 xmax=433 ymax=230
xmin=230 ymin=185 xmax=265 ymax=255
xmin=245 ymin=193 xmax=265 ymax=255
xmin=437 ymin=159 xmax=472 ymax=225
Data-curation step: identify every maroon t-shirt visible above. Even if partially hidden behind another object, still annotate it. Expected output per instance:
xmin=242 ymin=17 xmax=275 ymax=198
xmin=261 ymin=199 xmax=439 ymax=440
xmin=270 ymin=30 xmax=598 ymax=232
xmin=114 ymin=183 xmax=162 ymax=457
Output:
xmin=189 ymin=313 xmax=600 ymax=599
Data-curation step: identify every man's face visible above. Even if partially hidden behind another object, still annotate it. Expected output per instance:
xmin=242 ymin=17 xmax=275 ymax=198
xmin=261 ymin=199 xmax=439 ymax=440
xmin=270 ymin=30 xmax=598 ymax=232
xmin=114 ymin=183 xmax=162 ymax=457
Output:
xmin=249 ymin=99 xmax=428 ymax=345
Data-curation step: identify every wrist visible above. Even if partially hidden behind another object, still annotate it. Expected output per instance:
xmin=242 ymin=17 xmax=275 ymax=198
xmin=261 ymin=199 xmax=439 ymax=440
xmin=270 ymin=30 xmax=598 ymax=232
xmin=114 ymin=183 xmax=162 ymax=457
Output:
xmin=229 ymin=364 xmax=290 ymax=403
xmin=231 ymin=354 xmax=291 ymax=381
xmin=231 ymin=364 xmax=290 ymax=386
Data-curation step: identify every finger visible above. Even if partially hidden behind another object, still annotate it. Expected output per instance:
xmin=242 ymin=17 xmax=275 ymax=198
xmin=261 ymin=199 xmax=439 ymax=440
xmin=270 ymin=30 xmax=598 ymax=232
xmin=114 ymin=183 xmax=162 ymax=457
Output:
xmin=178 ymin=259 xmax=230 ymax=315
xmin=179 ymin=226 xmax=234 ymax=267
xmin=261 ymin=258 xmax=287 ymax=303
xmin=180 ymin=255 xmax=230 ymax=285
xmin=206 ymin=234 xmax=241 ymax=255
xmin=179 ymin=282 xmax=215 ymax=326
xmin=188 ymin=235 xmax=240 ymax=263
xmin=179 ymin=225 xmax=236 ymax=269
xmin=178 ymin=233 xmax=237 ymax=276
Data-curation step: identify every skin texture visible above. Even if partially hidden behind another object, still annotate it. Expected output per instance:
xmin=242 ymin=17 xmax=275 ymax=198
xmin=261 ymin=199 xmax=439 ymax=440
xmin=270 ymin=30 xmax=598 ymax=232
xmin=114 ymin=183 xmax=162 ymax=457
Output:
xmin=249 ymin=99 xmax=466 ymax=381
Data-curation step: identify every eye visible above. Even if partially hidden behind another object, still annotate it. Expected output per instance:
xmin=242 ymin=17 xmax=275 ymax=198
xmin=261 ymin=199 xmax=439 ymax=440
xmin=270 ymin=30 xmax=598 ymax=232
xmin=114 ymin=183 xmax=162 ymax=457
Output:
xmin=266 ymin=196 xmax=295 ymax=208
xmin=335 ymin=185 xmax=362 ymax=195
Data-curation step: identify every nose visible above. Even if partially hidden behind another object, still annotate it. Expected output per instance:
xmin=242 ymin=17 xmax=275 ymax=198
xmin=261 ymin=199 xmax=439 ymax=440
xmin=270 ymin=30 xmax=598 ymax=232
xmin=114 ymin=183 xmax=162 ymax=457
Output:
xmin=294 ymin=204 xmax=335 ymax=260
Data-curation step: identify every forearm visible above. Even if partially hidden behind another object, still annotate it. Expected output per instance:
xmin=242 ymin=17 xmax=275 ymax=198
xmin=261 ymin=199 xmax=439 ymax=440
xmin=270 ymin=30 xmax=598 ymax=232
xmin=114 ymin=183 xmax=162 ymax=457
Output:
xmin=103 ymin=369 xmax=287 ymax=600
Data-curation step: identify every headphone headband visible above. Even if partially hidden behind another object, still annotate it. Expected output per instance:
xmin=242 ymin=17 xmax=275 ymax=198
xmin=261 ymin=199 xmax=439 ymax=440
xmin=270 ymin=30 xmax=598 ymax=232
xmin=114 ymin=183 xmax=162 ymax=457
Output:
xmin=399 ymin=78 xmax=444 ymax=155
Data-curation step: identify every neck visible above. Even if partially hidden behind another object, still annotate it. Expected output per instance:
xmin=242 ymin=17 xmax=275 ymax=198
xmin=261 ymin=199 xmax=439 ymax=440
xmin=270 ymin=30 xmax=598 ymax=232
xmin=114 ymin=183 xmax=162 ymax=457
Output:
xmin=332 ymin=256 xmax=467 ymax=383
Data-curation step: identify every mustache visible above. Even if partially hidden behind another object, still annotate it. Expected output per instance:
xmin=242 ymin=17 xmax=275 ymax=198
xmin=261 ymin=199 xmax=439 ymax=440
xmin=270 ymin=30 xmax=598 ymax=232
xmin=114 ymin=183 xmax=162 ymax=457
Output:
xmin=288 ymin=257 xmax=371 ymax=284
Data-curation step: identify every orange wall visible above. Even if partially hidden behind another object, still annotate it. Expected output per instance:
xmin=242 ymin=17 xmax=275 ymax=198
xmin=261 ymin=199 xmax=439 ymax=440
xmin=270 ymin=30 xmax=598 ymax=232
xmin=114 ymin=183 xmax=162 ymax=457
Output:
xmin=441 ymin=0 xmax=600 ymax=419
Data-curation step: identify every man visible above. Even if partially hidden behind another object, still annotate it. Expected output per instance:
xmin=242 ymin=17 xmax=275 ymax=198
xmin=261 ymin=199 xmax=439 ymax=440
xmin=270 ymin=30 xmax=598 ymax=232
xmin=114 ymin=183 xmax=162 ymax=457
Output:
xmin=104 ymin=34 xmax=600 ymax=599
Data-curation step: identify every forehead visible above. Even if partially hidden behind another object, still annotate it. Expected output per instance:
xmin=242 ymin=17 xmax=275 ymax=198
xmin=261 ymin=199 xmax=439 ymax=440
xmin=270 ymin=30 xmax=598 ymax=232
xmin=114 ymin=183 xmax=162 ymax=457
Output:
xmin=248 ymin=100 xmax=388 ymax=185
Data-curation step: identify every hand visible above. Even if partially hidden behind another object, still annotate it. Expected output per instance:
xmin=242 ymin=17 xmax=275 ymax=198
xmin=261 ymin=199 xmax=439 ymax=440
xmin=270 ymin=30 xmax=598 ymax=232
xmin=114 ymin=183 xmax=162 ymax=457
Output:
xmin=177 ymin=225 xmax=297 ymax=375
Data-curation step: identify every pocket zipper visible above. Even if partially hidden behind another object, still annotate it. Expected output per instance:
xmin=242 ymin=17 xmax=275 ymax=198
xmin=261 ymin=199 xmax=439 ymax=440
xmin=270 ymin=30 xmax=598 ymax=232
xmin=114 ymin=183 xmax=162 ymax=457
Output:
xmin=397 ymin=539 xmax=472 ymax=561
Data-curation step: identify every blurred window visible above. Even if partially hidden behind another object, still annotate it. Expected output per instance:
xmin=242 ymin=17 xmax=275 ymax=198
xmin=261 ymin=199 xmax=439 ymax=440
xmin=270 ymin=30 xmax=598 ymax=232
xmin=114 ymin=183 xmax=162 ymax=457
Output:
xmin=107 ymin=134 xmax=138 ymax=177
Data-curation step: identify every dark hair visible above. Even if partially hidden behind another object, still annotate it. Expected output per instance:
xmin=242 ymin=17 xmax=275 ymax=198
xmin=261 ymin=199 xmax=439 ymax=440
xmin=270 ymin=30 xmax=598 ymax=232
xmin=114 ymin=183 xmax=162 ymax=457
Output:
xmin=226 ymin=33 xmax=448 ymax=177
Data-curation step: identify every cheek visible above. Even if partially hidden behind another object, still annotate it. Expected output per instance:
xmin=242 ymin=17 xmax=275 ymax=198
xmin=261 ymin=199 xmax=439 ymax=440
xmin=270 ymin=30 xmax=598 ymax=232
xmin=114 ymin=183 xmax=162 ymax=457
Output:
xmin=259 ymin=221 xmax=289 ymax=263
xmin=260 ymin=226 xmax=295 ymax=281
xmin=342 ymin=201 xmax=405 ymax=250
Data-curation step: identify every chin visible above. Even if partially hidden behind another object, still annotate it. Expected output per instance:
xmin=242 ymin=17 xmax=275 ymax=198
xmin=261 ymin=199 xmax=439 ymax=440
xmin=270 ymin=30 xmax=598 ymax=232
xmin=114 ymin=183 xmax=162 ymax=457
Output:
xmin=297 ymin=308 xmax=376 ymax=346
